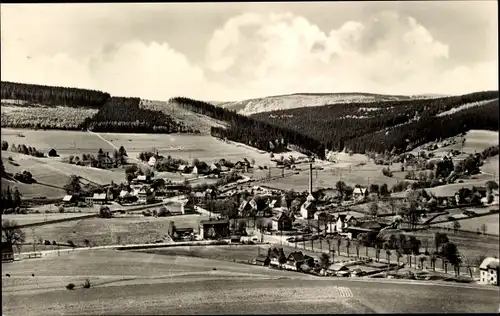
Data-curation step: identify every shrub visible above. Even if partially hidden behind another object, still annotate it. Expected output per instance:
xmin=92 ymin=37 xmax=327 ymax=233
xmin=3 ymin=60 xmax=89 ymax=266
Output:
xmin=67 ymin=240 xmax=75 ymax=247
xmin=44 ymin=240 xmax=51 ymax=245
xmin=66 ymin=283 xmax=75 ymax=290
xmin=83 ymin=278 xmax=91 ymax=288
xmin=58 ymin=206 xmax=65 ymax=213
xmin=48 ymin=149 xmax=58 ymax=157
xmin=382 ymin=167 xmax=393 ymax=177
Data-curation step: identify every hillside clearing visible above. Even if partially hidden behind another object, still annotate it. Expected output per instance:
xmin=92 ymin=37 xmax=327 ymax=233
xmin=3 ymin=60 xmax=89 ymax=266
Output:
xmin=436 ymin=99 xmax=498 ymax=117
xmin=430 ymin=214 xmax=499 ymax=236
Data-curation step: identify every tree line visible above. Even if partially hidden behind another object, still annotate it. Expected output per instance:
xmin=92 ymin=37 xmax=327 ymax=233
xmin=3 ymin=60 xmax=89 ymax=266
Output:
xmin=1 ymin=81 xmax=110 ymax=108
xmin=250 ymin=91 xmax=498 ymax=154
xmin=170 ymin=97 xmax=326 ymax=159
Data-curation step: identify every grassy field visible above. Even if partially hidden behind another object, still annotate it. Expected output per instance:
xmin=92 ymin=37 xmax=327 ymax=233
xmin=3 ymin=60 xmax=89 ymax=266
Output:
xmin=1 ymin=128 xmax=116 ymax=156
xmin=257 ymin=160 xmax=401 ymax=191
xmin=1 ymin=178 xmax=66 ymax=199
xmin=430 ymin=214 xmax=499 ymax=236
xmin=1 ymin=151 xmax=128 ymax=198
xmin=14 ymin=214 xmax=209 ymax=249
xmin=2 ymin=213 xmax=95 ymax=226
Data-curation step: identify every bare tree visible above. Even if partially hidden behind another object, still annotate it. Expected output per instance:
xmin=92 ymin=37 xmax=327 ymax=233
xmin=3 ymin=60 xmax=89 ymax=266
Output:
xmin=480 ymin=223 xmax=487 ymax=235
xmin=2 ymin=220 xmax=26 ymax=246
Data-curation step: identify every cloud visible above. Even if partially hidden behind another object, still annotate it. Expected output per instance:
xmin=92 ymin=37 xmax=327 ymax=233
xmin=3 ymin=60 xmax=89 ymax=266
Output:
xmin=1 ymin=8 xmax=497 ymax=102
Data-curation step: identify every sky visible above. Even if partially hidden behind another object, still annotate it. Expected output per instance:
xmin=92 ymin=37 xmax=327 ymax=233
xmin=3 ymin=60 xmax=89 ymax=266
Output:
xmin=1 ymin=2 xmax=498 ymax=102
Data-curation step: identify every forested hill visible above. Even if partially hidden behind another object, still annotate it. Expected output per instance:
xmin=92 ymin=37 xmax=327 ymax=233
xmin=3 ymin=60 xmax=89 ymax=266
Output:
xmin=219 ymin=92 xmax=442 ymax=116
xmin=1 ymin=81 xmax=110 ymax=107
xmin=170 ymin=97 xmax=326 ymax=159
xmin=1 ymin=81 xmax=190 ymax=133
xmin=250 ymin=91 xmax=499 ymax=154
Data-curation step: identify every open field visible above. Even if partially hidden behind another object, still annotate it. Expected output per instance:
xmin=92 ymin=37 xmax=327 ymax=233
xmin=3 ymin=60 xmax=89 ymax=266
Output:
xmin=2 ymin=249 xmax=498 ymax=315
xmin=1 ymin=151 xmax=129 ymax=197
xmin=13 ymin=214 xmax=209 ymax=249
xmin=1 ymin=128 xmax=116 ymax=156
xmin=2 ymin=213 xmax=95 ymax=226
xmin=258 ymin=160 xmax=401 ymax=191
xmin=98 ymin=132 xmax=277 ymax=166
xmin=430 ymin=214 xmax=499 ymax=236
xmin=1 ymin=178 xmax=66 ymax=199
xmin=462 ymin=130 xmax=499 ymax=154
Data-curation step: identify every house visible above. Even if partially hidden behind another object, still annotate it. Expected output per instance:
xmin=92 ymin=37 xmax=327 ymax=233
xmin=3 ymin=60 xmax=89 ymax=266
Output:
xmin=336 ymin=214 xmax=358 ymax=233
xmin=136 ymin=175 xmax=151 ymax=184
xmin=178 ymin=165 xmax=192 ymax=173
xmin=199 ymin=219 xmax=230 ymax=240
xmin=181 ymin=198 xmax=196 ymax=214
xmin=1 ymin=242 xmax=14 ymax=262
xmin=300 ymin=201 xmax=317 ymax=219
xmin=92 ymin=193 xmax=108 ymax=205
xmin=255 ymin=254 xmax=271 ymax=266
xmin=192 ymin=166 xmax=198 ymax=175
xmin=192 ymin=192 xmax=207 ymax=205
xmin=210 ymin=163 xmax=221 ymax=172
xmin=138 ymin=187 xmax=155 ymax=204
xmin=62 ymin=195 xmax=76 ymax=205
xmin=271 ymin=212 xmax=293 ymax=231
xmin=268 ymin=247 xmax=285 ymax=268
xmin=101 ymin=155 xmax=114 ymax=168
xmin=314 ymin=211 xmax=328 ymax=221
xmin=148 ymin=156 xmax=156 ymax=167
xmin=284 ymin=251 xmax=305 ymax=271
xmin=479 ymin=257 xmax=499 ymax=286
xmin=327 ymin=263 xmax=350 ymax=276
xmin=172 ymin=227 xmax=194 ymax=241
xmin=238 ymin=200 xmax=254 ymax=217
xmin=350 ymin=268 xmax=364 ymax=277
xmin=353 ymin=187 xmax=368 ymax=200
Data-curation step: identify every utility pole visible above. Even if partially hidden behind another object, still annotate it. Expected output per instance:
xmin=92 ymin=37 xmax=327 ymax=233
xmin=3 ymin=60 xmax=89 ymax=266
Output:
xmin=31 ymin=228 xmax=36 ymax=253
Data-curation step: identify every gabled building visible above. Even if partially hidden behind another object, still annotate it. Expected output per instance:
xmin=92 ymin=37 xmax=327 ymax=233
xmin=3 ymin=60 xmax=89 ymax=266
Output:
xmin=353 ymin=187 xmax=368 ymax=200
xmin=284 ymin=251 xmax=305 ymax=271
xmin=92 ymin=193 xmax=108 ymax=205
xmin=62 ymin=195 xmax=76 ymax=206
xmin=300 ymin=201 xmax=317 ymax=219
xmin=336 ymin=214 xmax=358 ymax=233
xmin=271 ymin=212 xmax=293 ymax=231
xmin=479 ymin=257 xmax=499 ymax=286
xmin=137 ymin=186 xmax=155 ymax=204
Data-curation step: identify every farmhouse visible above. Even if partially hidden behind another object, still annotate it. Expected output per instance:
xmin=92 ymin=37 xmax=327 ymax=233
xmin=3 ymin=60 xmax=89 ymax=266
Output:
xmin=1 ymin=242 xmax=14 ymax=262
xmin=62 ymin=194 xmax=76 ymax=206
xmin=353 ymin=187 xmax=368 ymax=200
xmin=328 ymin=263 xmax=350 ymax=276
xmin=271 ymin=212 xmax=293 ymax=231
xmin=199 ymin=219 xmax=230 ymax=240
xmin=284 ymin=251 xmax=305 ymax=271
xmin=92 ymin=193 xmax=108 ymax=205
xmin=336 ymin=214 xmax=358 ymax=233
xmin=300 ymin=201 xmax=317 ymax=219
xmin=479 ymin=257 xmax=499 ymax=286
xmin=137 ymin=187 xmax=155 ymax=204
xmin=172 ymin=227 xmax=194 ymax=241
xmin=135 ymin=175 xmax=152 ymax=184
xmin=181 ymin=198 xmax=196 ymax=214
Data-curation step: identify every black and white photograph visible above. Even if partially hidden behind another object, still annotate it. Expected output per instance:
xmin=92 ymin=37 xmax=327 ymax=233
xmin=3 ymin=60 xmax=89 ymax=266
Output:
xmin=1 ymin=1 xmax=499 ymax=314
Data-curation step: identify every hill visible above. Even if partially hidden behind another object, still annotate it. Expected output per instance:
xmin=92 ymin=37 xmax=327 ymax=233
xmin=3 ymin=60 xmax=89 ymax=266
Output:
xmin=250 ymin=91 xmax=499 ymax=154
xmin=219 ymin=93 xmax=441 ymax=116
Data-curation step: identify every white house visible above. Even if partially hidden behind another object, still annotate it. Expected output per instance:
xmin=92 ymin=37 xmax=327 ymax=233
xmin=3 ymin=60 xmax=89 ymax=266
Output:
xmin=479 ymin=257 xmax=499 ymax=286
xmin=148 ymin=156 xmax=156 ymax=167
xmin=353 ymin=187 xmax=367 ymax=200
xmin=300 ymin=201 xmax=317 ymax=219
xmin=192 ymin=166 xmax=198 ymax=175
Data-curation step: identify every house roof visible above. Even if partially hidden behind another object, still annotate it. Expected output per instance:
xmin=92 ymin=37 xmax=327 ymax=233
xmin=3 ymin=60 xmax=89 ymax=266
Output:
xmin=351 ymin=268 xmax=363 ymax=274
xmin=480 ymin=257 xmax=500 ymax=270
xmin=328 ymin=263 xmax=349 ymax=271
xmin=287 ymin=251 xmax=305 ymax=262
xmin=200 ymin=219 xmax=229 ymax=225
xmin=353 ymin=188 xmax=367 ymax=194
xmin=302 ymin=201 xmax=317 ymax=210
xmin=119 ymin=190 xmax=130 ymax=198
xmin=62 ymin=195 xmax=73 ymax=202
xmin=178 ymin=165 xmax=187 ymax=171
xmin=137 ymin=175 xmax=147 ymax=181
xmin=93 ymin=193 xmax=107 ymax=200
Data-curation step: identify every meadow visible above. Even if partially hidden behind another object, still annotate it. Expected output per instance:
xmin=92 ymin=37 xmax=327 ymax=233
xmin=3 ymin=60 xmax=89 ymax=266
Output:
xmin=430 ymin=213 xmax=499 ymax=236
xmin=2 ymin=213 xmax=94 ymax=226
xmin=14 ymin=214 xmax=209 ymax=249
